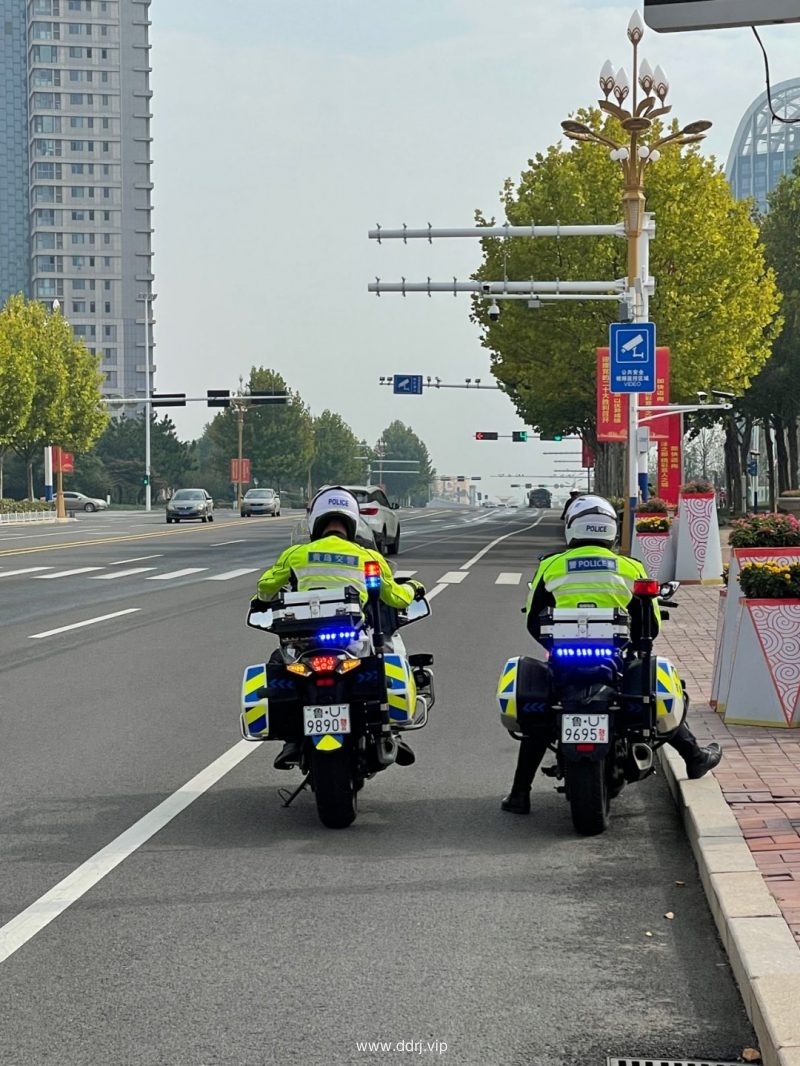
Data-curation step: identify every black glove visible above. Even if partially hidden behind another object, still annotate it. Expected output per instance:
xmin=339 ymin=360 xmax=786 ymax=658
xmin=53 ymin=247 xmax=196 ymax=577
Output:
xmin=249 ymin=596 xmax=273 ymax=611
xmin=407 ymin=579 xmax=426 ymax=601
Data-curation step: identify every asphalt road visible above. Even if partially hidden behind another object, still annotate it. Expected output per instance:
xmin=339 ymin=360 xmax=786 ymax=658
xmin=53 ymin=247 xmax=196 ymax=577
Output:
xmin=0 ymin=505 xmax=754 ymax=1065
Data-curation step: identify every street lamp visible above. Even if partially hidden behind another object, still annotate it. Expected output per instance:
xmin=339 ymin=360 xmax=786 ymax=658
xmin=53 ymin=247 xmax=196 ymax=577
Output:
xmin=560 ymin=9 xmax=711 ymax=552
xmin=49 ymin=299 xmax=66 ymax=519
xmin=137 ymin=291 xmax=157 ymax=513
xmin=230 ymin=376 xmax=251 ymax=510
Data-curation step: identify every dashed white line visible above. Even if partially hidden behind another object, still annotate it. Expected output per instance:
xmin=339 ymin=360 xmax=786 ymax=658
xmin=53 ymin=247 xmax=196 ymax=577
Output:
xmin=0 ymin=566 xmax=54 ymax=578
xmin=211 ymin=539 xmax=247 ymax=547
xmin=205 ymin=568 xmax=259 ymax=581
xmin=146 ymin=568 xmax=207 ymax=581
xmin=34 ymin=567 xmax=105 ymax=579
xmin=92 ymin=567 xmax=158 ymax=580
xmin=496 ymin=572 xmax=523 ymax=585
xmin=109 ymin=554 xmax=163 ymax=565
xmin=29 ymin=608 xmax=140 ymax=640
xmin=460 ymin=516 xmax=544 ymax=570
xmin=440 ymin=571 xmax=469 ymax=584
xmin=393 ymin=569 xmax=418 ymax=579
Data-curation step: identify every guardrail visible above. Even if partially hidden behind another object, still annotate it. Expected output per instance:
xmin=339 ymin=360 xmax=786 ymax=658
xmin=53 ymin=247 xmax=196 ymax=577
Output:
xmin=0 ymin=510 xmax=71 ymax=524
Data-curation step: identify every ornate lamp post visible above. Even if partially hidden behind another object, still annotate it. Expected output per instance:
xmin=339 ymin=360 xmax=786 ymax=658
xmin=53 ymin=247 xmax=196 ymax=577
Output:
xmin=560 ymin=10 xmax=711 ymax=551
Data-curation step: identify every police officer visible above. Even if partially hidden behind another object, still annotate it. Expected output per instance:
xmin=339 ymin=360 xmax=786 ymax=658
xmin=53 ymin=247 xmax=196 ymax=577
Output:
xmin=253 ymin=486 xmax=426 ymax=770
xmin=502 ymin=495 xmax=722 ymax=815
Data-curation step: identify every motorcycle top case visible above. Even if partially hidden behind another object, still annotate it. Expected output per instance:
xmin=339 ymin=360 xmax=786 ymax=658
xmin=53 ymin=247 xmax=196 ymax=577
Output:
xmin=497 ymin=656 xmax=551 ymax=733
xmin=621 ymin=655 xmax=686 ymax=736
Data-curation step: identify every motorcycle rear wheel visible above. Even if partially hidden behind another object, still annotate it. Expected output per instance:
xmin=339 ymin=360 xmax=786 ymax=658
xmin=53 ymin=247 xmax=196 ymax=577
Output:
xmin=566 ymin=759 xmax=610 ymax=836
xmin=311 ymin=747 xmax=357 ymax=829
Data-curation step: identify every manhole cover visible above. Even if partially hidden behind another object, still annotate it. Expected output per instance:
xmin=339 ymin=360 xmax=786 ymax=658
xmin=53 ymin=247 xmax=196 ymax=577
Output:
xmin=608 ymin=1060 xmax=744 ymax=1066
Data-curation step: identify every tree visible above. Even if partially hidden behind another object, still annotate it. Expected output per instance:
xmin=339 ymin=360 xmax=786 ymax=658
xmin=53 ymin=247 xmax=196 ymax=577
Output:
xmin=0 ymin=294 xmax=37 ymax=497
xmin=93 ymin=412 xmax=196 ymax=503
xmin=311 ymin=411 xmax=363 ymax=491
xmin=474 ymin=109 xmax=781 ymax=496
xmin=376 ymin=421 xmax=434 ymax=506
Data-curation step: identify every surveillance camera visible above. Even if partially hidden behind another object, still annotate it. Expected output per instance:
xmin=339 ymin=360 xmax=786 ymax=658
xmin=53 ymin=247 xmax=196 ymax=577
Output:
xmin=488 ymin=301 xmax=501 ymax=322
xmin=481 ymin=282 xmax=493 ymax=294
xmin=696 ymin=391 xmax=708 ymax=403
xmin=711 ymin=389 xmax=736 ymax=401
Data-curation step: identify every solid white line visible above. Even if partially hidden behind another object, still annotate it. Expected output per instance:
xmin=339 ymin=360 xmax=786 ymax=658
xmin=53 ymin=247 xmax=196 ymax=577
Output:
xmin=92 ymin=567 xmax=158 ymax=580
xmin=29 ymin=608 xmax=140 ymax=640
xmin=146 ymin=568 xmax=207 ymax=580
xmin=0 ymin=741 xmax=255 ymax=965
xmin=34 ymin=567 xmax=104 ymax=579
xmin=0 ymin=566 xmax=54 ymax=578
xmin=460 ymin=516 xmax=544 ymax=570
xmin=439 ymin=570 xmax=469 ymax=584
xmin=109 ymin=554 xmax=163 ymax=565
xmin=496 ymin=572 xmax=523 ymax=585
xmin=205 ymin=568 xmax=259 ymax=581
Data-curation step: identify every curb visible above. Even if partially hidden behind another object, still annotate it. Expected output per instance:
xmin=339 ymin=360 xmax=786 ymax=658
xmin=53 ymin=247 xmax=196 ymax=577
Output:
xmin=658 ymin=745 xmax=800 ymax=1066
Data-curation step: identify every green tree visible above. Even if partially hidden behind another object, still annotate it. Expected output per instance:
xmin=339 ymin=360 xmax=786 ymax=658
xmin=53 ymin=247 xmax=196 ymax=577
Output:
xmin=93 ymin=412 xmax=196 ymax=503
xmin=311 ymin=411 xmax=363 ymax=491
xmin=377 ymin=421 xmax=434 ymax=506
xmin=0 ymin=294 xmax=37 ymax=497
xmin=475 ymin=109 xmax=781 ymax=496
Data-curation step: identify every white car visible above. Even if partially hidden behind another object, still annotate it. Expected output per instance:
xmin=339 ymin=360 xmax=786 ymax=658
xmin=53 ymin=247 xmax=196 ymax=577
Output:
xmin=325 ymin=485 xmax=400 ymax=555
xmin=61 ymin=491 xmax=108 ymax=513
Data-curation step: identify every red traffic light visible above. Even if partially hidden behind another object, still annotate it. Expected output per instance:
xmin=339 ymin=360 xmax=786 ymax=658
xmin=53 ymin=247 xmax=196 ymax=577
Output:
xmin=475 ymin=431 xmax=499 ymax=441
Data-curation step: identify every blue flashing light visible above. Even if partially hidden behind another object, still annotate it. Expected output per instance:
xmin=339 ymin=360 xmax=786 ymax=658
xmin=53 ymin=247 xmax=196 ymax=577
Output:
xmin=364 ymin=561 xmax=381 ymax=591
xmin=551 ymin=644 xmax=617 ymax=659
xmin=317 ymin=629 xmax=359 ymax=643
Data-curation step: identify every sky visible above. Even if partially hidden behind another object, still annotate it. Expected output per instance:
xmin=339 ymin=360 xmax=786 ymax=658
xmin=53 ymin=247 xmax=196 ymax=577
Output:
xmin=149 ymin=1 xmax=799 ymax=503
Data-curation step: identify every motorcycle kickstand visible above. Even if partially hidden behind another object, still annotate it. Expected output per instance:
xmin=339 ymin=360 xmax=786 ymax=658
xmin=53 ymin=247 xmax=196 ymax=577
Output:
xmin=278 ymin=774 xmax=310 ymax=808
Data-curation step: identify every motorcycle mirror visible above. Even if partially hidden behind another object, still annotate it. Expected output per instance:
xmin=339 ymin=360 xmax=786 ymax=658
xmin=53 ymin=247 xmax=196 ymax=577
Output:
xmin=398 ymin=598 xmax=431 ymax=626
xmin=659 ymin=580 xmax=680 ymax=599
xmin=247 ymin=606 xmax=274 ymax=631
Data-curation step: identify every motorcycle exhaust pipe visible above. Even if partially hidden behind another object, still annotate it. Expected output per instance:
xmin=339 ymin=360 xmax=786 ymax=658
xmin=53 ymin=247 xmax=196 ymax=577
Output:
xmin=376 ymin=735 xmax=398 ymax=767
xmin=632 ymin=743 xmax=654 ymax=773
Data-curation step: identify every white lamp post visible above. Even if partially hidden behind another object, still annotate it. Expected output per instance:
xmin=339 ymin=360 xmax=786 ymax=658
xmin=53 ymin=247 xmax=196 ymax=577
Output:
xmin=138 ymin=291 xmax=157 ymax=512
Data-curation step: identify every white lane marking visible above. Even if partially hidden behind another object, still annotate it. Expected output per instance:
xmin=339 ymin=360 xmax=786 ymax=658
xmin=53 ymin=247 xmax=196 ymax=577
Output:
xmin=439 ymin=570 xmax=469 ymax=584
xmin=426 ymin=584 xmax=448 ymax=600
xmin=210 ymin=539 xmax=247 ymax=546
xmin=0 ymin=740 xmax=255 ymax=965
xmin=205 ymin=568 xmax=259 ymax=581
xmin=496 ymin=572 xmax=523 ymax=585
xmin=109 ymin=554 xmax=163 ymax=565
xmin=0 ymin=566 xmax=54 ymax=577
xmin=146 ymin=568 xmax=207 ymax=581
xmin=29 ymin=608 xmax=141 ymax=640
xmin=461 ymin=516 xmax=544 ymax=570
xmin=393 ymin=569 xmax=417 ymax=578
xmin=92 ymin=567 xmax=158 ymax=580
xmin=34 ymin=567 xmax=105 ymax=579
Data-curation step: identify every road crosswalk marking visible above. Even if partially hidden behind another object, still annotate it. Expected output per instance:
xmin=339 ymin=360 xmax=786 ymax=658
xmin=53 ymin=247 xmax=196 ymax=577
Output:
xmin=205 ymin=568 xmax=259 ymax=581
xmin=439 ymin=571 xmax=469 ymax=584
xmin=34 ymin=567 xmax=104 ymax=579
xmin=495 ymin=572 xmax=523 ymax=585
xmin=146 ymin=568 xmax=208 ymax=580
xmin=393 ymin=570 xmax=418 ymax=578
xmin=92 ymin=568 xmax=158 ymax=580
xmin=0 ymin=566 xmax=54 ymax=577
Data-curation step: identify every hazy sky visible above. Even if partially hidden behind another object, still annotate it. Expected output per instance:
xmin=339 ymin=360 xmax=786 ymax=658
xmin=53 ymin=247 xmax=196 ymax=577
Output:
xmin=149 ymin=1 xmax=798 ymax=501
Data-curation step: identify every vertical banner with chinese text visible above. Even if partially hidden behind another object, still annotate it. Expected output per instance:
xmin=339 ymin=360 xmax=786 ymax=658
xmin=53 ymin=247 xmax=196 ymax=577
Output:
xmin=597 ymin=347 xmax=670 ymax=442
xmin=656 ymin=415 xmax=682 ymax=506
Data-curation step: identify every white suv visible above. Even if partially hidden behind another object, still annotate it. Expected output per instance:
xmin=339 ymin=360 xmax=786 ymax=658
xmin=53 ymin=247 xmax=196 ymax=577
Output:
xmin=325 ymin=485 xmax=400 ymax=555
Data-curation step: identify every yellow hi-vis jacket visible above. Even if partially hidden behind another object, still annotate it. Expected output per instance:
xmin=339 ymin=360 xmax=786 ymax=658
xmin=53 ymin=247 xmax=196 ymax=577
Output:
xmin=525 ymin=544 xmax=661 ymax=642
xmin=256 ymin=534 xmax=414 ymax=610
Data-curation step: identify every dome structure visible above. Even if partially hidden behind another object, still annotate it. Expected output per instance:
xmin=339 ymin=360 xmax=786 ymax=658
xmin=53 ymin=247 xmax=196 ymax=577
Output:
xmin=726 ymin=78 xmax=800 ymax=211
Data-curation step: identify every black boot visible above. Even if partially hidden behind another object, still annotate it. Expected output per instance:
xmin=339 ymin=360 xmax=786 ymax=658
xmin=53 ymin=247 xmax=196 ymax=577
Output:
xmin=501 ymin=790 xmax=531 ymax=815
xmin=501 ymin=736 xmax=549 ymax=815
xmin=668 ymin=722 xmax=722 ymax=780
xmin=274 ymin=741 xmax=302 ymax=770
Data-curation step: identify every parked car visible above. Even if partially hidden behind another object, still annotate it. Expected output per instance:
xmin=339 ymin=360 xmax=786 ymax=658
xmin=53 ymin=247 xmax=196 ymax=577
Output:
xmin=166 ymin=488 xmax=214 ymax=523
xmin=61 ymin=491 xmax=109 ymax=513
xmin=241 ymin=487 xmax=281 ymax=517
xmin=324 ymin=484 xmax=400 ymax=555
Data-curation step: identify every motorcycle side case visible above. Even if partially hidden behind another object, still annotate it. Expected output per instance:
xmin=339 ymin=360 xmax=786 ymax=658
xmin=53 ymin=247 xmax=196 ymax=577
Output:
xmin=241 ymin=663 xmax=271 ymax=739
xmin=621 ymin=655 xmax=686 ymax=736
xmin=384 ymin=653 xmax=417 ymax=727
xmin=497 ymin=656 xmax=551 ymax=734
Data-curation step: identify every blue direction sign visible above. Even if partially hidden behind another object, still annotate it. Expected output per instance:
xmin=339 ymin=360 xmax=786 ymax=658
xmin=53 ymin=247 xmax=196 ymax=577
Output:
xmin=393 ymin=374 xmax=423 ymax=395
xmin=609 ymin=322 xmax=656 ymax=393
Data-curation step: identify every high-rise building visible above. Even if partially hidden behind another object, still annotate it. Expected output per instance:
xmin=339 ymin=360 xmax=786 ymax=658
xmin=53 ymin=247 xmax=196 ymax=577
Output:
xmin=726 ymin=77 xmax=800 ymax=211
xmin=0 ymin=0 xmax=155 ymax=401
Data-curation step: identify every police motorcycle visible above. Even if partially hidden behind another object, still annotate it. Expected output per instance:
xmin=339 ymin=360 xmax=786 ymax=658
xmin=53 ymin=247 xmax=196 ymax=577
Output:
xmin=497 ymin=578 xmax=685 ymax=836
xmin=241 ymin=561 xmax=435 ymax=829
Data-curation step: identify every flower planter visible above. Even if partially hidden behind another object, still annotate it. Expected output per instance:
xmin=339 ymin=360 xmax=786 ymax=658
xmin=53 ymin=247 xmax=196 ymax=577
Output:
xmin=723 ymin=598 xmax=800 ymax=727
xmin=713 ymin=547 xmax=800 ymax=715
xmin=632 ymin=531 xmax=672 ymax=580
xmin=777 ymin=496 xmax=800 ymax=517
xmin=708 ymin=587 xmax=727 ymax=710
xmin=673 ymin=491 xmax=723 ymax=585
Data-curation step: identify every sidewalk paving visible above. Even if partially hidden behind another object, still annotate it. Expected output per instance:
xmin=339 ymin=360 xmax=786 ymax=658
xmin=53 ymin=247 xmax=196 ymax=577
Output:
xmin=655 ymin=531 xmax=800 ymax=1065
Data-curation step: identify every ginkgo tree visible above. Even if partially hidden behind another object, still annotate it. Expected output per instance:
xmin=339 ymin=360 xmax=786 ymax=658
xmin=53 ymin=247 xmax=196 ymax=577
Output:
xmin=474 ymin=109 xmax=781 ymax=496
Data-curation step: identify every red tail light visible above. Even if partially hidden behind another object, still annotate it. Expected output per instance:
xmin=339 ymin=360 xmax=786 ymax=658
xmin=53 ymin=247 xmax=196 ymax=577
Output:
xmin=308 ymin=655 xmax=338 ymax=673
xmin=360 ymin=506 xmax=379 ymax=516
xmin=576 ymin=743 xmax=596 ymax=752
xmin=633 ymin=579 xmax=660 ymax=597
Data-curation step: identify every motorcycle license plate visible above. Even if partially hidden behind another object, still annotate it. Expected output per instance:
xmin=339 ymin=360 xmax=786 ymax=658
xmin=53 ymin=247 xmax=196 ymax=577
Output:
xmin=303 ymin=704 xmax=351 ymax=736
xmin=561 ymin=714 xmax=609 ymax=744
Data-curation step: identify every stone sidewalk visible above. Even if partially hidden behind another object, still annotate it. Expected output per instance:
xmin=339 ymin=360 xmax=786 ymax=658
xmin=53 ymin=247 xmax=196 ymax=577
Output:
xmin=657 ymin=577 xmax=800 ymax=1065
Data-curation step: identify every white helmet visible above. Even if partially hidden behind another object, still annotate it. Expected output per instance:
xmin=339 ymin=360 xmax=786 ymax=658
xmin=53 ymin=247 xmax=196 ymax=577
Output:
xmin=565 ymin=495 xmax=618 ymax=546
xmin=307 ymin=486 xmax=361 ymax=540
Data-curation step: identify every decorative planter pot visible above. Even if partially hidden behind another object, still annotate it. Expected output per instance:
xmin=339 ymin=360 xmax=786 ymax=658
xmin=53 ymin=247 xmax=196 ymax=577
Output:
xmin=673 ymin=491 xmax=723 ymax=585
xmin=713 ymin=547 xmax=800 ymax=715
xmin=723 ymin=598 xmax=800 ymax=727
xmin=632 ymin=531 xmax=672 ymax=580
xmin=777 ymin=497 xmax=800 ymax=517
xmin=709 ymin=587 xmax=727 ymax=710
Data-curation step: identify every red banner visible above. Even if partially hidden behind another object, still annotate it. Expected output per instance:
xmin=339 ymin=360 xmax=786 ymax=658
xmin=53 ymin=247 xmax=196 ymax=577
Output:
xmin=52 ymin=447 xmax=74 ymax=474
xmin=582 ymin=439 xmax=595 ymax=468
xmin=597 ymin=347 xmax=670 ymax=443
xmin=656 ymin=414 xmax=682 ymax=506
xmin=230 ymin=458 xmax=251 ymax=484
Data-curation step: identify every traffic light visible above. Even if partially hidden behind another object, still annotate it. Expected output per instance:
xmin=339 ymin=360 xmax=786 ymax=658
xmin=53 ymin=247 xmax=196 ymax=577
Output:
xmin=142 ymin=475 xmax=150 ymax=487
xmin=539 ymin=432 xmax=564 ymax=441
xmin=512 ymin=431 xmax=528 ymax=442
xmin=248 ymin=393 xmax=289 ymax=406
xmin=207 ymin=389 xmax=231 ymax=408
xmin=475 ymin=431 xmax=498 ymax=441
xmin=151 ymin=393 xmax=186 ymax=408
